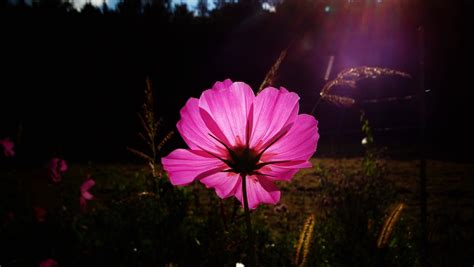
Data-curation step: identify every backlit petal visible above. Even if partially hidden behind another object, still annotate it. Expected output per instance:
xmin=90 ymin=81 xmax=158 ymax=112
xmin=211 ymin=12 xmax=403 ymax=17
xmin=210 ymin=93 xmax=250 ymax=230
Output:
xmin=81 ymin=179 xmax=95 ymax=192
xmin=235 ymin=175 xmax=280 ymax=209
xmin=161 ymin=149 xmax=227 ymax=186
xmin=210 ymin=79 xmax=233 ymax=91
xmin=200 ymin=172 xmax=241 ymax=198
xmin=177 ymin=98 xmax=227 ymax=156
xmin=199 ymin=82 xmax=255 ymax=147
xmin=82 ymin=191 xmax=94 ymax=200
xmin=262 ymin=114 xmax=319 ymax=163
xmin=249 ymin=87 xmax=299 ymax=150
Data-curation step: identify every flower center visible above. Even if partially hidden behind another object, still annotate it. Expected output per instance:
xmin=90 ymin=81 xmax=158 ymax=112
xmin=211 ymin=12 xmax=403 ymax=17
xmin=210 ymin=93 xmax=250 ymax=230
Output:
xmin=207 ymin=133 xmax=289 ymax=176
xmin=227 ymin=145 xmax=261 ymax=175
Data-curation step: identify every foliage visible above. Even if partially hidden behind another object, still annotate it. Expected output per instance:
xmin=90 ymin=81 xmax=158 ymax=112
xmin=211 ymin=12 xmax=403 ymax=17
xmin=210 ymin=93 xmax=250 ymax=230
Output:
xmin=302 ymin=156 xmax=418 ymax=267
xmin=360 ymin=110 xmax=382 ymax=178
xmin=0 ymin=163 xmax=294 ymax=266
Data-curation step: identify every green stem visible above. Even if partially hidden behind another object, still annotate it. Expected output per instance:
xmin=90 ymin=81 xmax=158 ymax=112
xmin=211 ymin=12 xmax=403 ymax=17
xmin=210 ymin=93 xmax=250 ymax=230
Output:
xmin=241 ymin=174 xmax=256 ymax=267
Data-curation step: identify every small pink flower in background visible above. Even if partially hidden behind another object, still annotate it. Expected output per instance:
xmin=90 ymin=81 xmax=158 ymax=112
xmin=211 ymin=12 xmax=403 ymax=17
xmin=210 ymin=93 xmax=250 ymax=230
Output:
xmin=80 ymin=176 xmax=95 ymax=212
xmin=34 ymin=207 xmax=47 ymax=223
xmin=48 ymin=158 xmax=68 ymax=182
xmin=0 ymin=137 xmax=15 ymax=157
xmin=39 ymin=258 xmax=58 ymax=267
xmin=162 ymin=79 xmax=319 ymax=209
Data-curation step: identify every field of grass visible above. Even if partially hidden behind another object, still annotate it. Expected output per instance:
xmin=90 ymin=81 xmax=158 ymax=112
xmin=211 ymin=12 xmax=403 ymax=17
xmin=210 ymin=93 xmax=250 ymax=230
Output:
xmin=1 ymin=157 xmax=473 ymax=266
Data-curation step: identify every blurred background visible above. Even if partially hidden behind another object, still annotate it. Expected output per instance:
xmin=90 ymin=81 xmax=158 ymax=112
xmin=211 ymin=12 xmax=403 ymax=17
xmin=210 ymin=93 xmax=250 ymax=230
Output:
xmin=0 ymin=0 xmax=472 ymax=162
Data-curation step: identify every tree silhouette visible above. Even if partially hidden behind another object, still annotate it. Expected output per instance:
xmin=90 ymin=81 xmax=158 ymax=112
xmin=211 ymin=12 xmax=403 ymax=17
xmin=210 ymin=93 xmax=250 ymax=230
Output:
xmin=197 ymin=0 xmax=208 ymax=16
xmin=33 ymin=0 xmax=62 ymax=8
xmin=117 ymin=0 xmax=142 ymax=15
xmin=173 ymin=3 xmax=193 ymax=22
xmin=214 ymin=0 xmax=227 ymax=9
xmin=101 ymin=1 xmax=109 ymax=13
xmin=143 ymin=0 xmax=171 ymax=20
xmin=82 ymin=2 xmax=101 ymax=15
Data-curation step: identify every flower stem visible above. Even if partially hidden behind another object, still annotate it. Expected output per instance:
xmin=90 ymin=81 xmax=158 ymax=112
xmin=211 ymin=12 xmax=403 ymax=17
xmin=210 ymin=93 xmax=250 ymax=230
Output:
xmin=241 ymin=174 xmax=256 ymax=267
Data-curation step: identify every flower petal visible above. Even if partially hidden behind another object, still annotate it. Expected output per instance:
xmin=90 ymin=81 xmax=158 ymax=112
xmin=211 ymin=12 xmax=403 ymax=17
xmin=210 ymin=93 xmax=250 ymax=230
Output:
xmin=262 ymin=114 xmax=319 ymax=163
xmin=210 ymin=79 xmax=233 ymax=91
xmin=59 ymin=160 xmax=68 ymax=172
xmin=235 ymin=175 xmax=280 ymax=209
xmin=81 ymin=179 xmax=95 ymax=192
xmin=161 ymin=149 xmax=227 ymax=186
xmin=200 ymin=172 xmax=241 ymax=198
xmin=0 ymin=138 xmax=15 ymax=157
xmin=48 ymin=158 xmax=67 ymax=182
xmin=177 ymin=98 xmax=227 ymax=156
xmin=82 ymin=191 xmax=94 ymax=200
xmin=249 ymin=87 xmax=300 ymax=150
xmin=199 ymin=81 xmax=255 ymax=147
xmin=258 ymin=165 xmax=301 ymax=181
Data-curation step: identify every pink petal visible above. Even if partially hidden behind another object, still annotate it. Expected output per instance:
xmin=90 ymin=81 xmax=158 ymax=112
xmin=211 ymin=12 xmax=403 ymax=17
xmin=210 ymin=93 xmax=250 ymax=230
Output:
xmin=198 ymin=108 xmax=233 ymax=148
xmin=210 ymin=79 xmax=233 ymax=91
xmin=59 ymin=159 xmax=68 ymax=172
xmin=258 ymin=160 xmax=313 ymax=181
xmin=177 ymin=98 xmax=227 ymax=156
xmin=262 ymin=114 xmax=319 ymax=164
xmin=82 ymin=191 xmax=94 ymax=200
xmin=48 ymin=158 xmax=64 ymax=182
xmin=200 ymin=172 xmax=241 ymax=198
xmin=161 ymin=149 xmax=227 ymax=186
xmin=249 ymin=87 xmax=299 ymax=150
xmin=81 ymin=178 xmax=96 ymax=192
xmin=235 ymin=175 xmax=280 ymax=209
xmin=0 ymin=138 xmax=15 ymax=157
xmin=80 ymin=178 xmax=95 ymax=200
xmin=199 ymin=81 xmax=255 ymax=147
xmin=258 ymin=165 xmax=301 ymax=181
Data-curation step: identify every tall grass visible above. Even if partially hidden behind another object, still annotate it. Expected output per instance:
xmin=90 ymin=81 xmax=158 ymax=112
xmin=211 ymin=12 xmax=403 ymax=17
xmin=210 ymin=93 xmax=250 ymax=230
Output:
xmin=127 ymin=78 xmax=173 ymax=178
xmin=295 ymin=214 xmax=316 ymax=267
xmin=319 ymin=67 xmax=411 ymax=108
xmin=377 ymin=203 xmax=405 ymax=248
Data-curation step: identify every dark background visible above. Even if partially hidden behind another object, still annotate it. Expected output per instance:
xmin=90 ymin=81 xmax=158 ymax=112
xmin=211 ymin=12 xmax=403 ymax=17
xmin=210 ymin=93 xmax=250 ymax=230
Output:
xmin=0 ymin=0 xmax=472 ymax=163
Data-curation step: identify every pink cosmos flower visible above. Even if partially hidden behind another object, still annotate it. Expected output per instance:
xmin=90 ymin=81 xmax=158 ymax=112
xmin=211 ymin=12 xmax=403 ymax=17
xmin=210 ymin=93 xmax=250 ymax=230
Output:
xmin=161 ymin=80 xmax=319 ymax=209
xmin=80 ymin=176 xmax=95 ymax=212
xmin=48 ymin=158 xmax=68 ymax=183
xmin=39 ymin=258 xmax=58 ymax=267
xmin=0 ymin=137 xmax=15 ymax=157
